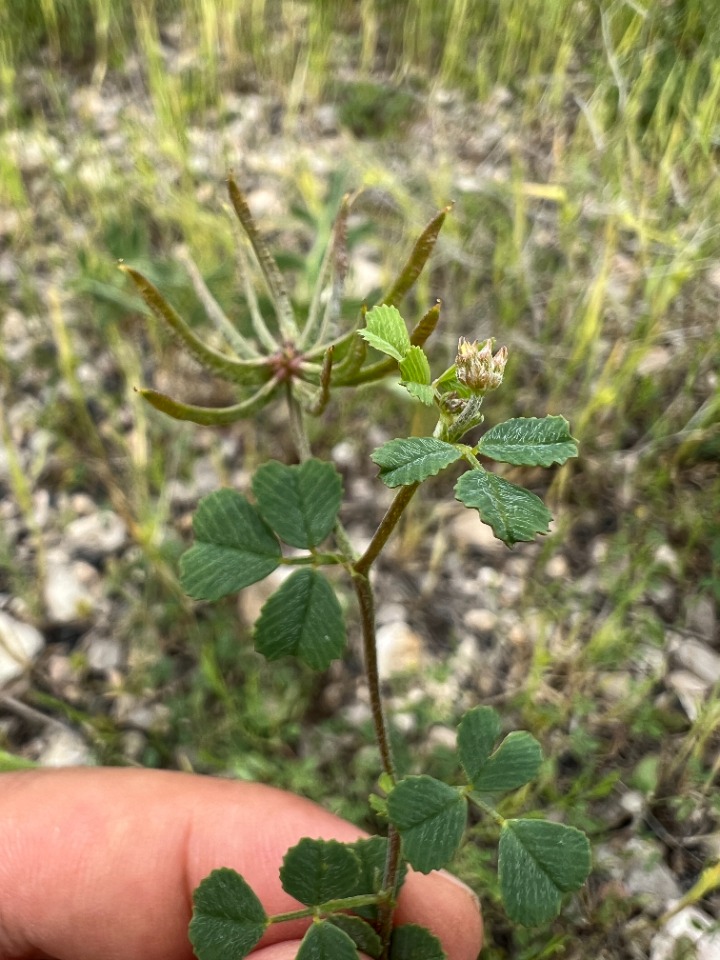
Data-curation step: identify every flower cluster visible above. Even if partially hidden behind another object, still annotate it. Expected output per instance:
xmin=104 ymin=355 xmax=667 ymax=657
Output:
xmin=455 ymin=337 xmax=508 ymax=393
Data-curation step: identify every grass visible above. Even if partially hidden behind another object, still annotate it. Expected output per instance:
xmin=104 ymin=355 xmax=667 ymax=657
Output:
xmin=1 ymin=1 xmax=719 ymax=957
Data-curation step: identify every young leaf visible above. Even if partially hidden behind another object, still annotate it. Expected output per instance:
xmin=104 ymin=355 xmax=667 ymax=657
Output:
xmin=371 ymin=438 xmax=462 ymax=488
xmin=467 ymin=731 xmax=543 ymax=793
xmin=454 ymin=469 xmax=552 ymax=545
xmin=280 ymin=838 xmax=361 ymax=906
xmin=457 ymin=706 xmax=502 ymax=783
xmin=189 ymin=868 xmax=267 ymax=960
xmin=498 ymin=819 xmax=592 ymax=926
xmin=254 ymin=569 xmax=346 ymax=669
xmin=399 ymin=345 xmax=434 ymax=405
xmin=296 ymin=920 xmax=359 ymax=960
xmin=399 ymin=345 xmax=432 ymax=386
xmin=390 ymin=924 xmax=447 ymax=960
xmin=252 ymin=459 xmax=343 ymax=548
xmin=359 ymin=305 xmax=411 ymax=361
xmin=477 ymin=416 xmax=578 ymax=467
xmin=180 ymin=490 xmax=281 ymax=601
xmin=387 ymin=776 xmax=467 ymax=874
xmin=328 ymin=915 xmax=382 ymax=959
xmin=402 ymin=381 xmax=435 ymax=405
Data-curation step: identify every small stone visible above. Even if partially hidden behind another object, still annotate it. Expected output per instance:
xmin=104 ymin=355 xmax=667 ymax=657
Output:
xmin=619 ymin=790 xmax=646 ymax=819
xmin=238 ymin=567 xmax=294 ymax=624
xmin=498 ymin=577 xmax=523 ymax=607
xmin=376 ymin=621 xmax=424 ymax=678
xmin=668 ymin=636 xmax=720 ymax=685
xmin=597 ymin=672 xmax=633 ymax=702
xmin=545 ymin=554 xmax=570 ymax=579
xmin=449 ymin=509 xmax=505 ymax=555
xmin=426 ymin=725 xmax=457 ymax=751
xmin=39 ymin=727 xmax=92 ymax=767
xmin=331 ymin=440 xmax=356 ymax=469
xmin=624 ymin=837 xmax=682 ymax=908
xmin=65 ymin=510 xmax=127 ymax=561
xmin=684 ymin=595 xmax=717 ymax=643
xmin=666 ymin=670 xmax=707 ymax=721
xmin=590 ymin=537 xmax=609 ymax=564
xmin=463 ymin=608 xmax=498 ymax=633
xmin=84 ymin=634 xmax=122 ymax=673
xmin=43 ymin=555 xmax=96 ymax=625
xmin=122 ymin=730 xmax=147 ymax=762
xmin=653 ymin=544 xmax=680 ymax=575
xmin=637 ymin=347 xmax=673 ymax=377
xmin=651 ymin=906 xmax=720 ymax=960
xmin=245 ymin=187 xmax=284 ymax=219
xmin=0 ymin=612 xmax=44 ymax=686
xmin=315 ymin=103 xmax=338 ymax=135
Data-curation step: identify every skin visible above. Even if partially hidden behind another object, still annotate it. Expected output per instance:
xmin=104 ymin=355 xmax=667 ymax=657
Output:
xmin=0 ymin=767 xmax=483 ymax=960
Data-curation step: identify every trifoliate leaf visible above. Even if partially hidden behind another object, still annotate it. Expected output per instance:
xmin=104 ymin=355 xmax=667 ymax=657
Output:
xmin=454 ymin=469 xmax=552 ymax=545
xmin=399 ymin=345 xmax=432 ymax=385
xmin=360 ymin=305 xmax=411 ymax=361
xmin=296 ymin=920 xmax=359 ymax=960
xmin=252 ymin=459 xmax=343 ymax=548
xmin=498 ymin=819 xmax=591 ymax=925
xmin=390 ymin=924 xmax=447 ymax=960
xmin=180 ymin=490 xmax=281 ymax=600
xmin=189 ymin=868 xmax=267 ymax=960
xmin=328 ymin=915 xmax=382 ymax=958
xmin=254 ymin=569 xmax=345 ymax=669
xmin=280 ymin=838 xmax=361 ymax=906
xmin=468 ymin=732 xmax=542 ymax=793
xmin=477 ymin=416 xmax=578 ymax=467
xmin=387 ymin=776 xmax=467 ymax=874
xmin=371 ymin=438 xmax=462 ymax=487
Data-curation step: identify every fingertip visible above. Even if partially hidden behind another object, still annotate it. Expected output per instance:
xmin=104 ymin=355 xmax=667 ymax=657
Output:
xmin=396 ymin=869 xmax=483 ymax=960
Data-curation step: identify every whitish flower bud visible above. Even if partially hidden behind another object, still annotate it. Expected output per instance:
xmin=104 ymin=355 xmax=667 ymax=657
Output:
xmin=455 ymin=337 xmax=508 ymax=392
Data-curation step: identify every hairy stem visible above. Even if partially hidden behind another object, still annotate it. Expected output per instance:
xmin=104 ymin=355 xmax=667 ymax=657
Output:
xmin=354 ymin=482 xmax=420 ymax=576
xmin=351 ymin=482 xmax=422 ymax=956
xmin=352 ymin=572 xmax=395 ymax=781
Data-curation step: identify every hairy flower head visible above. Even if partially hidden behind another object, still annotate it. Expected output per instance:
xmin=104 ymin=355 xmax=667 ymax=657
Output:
xmin=455 ymin=337 xmax=508 ymax=392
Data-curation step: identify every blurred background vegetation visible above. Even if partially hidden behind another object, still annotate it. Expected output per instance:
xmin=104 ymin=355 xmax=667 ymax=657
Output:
xmin=0 ymin=1 xmax=719 ymax=957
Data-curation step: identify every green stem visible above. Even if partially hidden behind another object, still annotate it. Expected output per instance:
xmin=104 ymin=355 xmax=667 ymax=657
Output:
xmin=379 ymin=827 xmax=403 ymax=951
xmin=354 ymin=483 xmax=419 ymax=577
xmin=280 ymin=553 xmax=344 ymax=566
xmin=352 ymin=572 xmax=395 ymax=781
xmin=350 ymin=482 xmax=421 ymax=957
xmin=267 ymin=892 xmax=385 ymax=926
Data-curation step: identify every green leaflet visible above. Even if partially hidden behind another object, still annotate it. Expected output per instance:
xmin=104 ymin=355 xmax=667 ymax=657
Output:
xmin=254 ymin=569 xmax=346 ymax=669
xmin=387 ymin=776 xmax=467 ymax=874
xmin=371 ymin=437 xmax=462 ymax=487
xmin=454 ymin=469 xmax=553 ymax=545
xmin=359 ymin=304 xmax=411 ymax=361
xmin=252 ymin=458 xmax=343 ymax=548
xmin=180 ymin=490 xmax=281 ymax=601
xmin=498 ymin=819 xmax=592 ymax=926
xmin=189 ymin=869 xmax=267 ymax=960
xmin=477 ymin=416 xmax=578 ymax=467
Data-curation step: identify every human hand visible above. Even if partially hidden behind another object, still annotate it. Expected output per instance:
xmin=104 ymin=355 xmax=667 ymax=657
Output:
xmin=0 ymin=767 xmax=482 ymax=960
